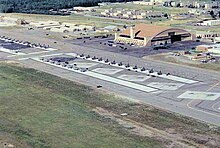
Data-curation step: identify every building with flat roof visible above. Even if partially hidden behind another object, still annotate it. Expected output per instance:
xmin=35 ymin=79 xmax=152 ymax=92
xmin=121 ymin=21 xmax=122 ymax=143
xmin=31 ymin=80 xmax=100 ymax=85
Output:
xmin=196 ymin=44 xmax=220 ymax=54
xmin=196 ymin=31 xmax=219 ymax=39
xmin=197 ymin=20 xmax=220 ymax=26
xmin=115 ymin=23 xmax=193 ymax=46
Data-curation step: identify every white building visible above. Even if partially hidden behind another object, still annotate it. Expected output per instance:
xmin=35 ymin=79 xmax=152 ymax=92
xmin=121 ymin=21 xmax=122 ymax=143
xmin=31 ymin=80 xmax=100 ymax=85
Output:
xmin=197 ymin=20 xmax=220 ymax=26
xmin=204 ymin=4 xmax=211 ymax=9
xmin=73 ymin=7 xmax=95 ymax=12
xmin=208 ymin=44 xmax=220 ymax=54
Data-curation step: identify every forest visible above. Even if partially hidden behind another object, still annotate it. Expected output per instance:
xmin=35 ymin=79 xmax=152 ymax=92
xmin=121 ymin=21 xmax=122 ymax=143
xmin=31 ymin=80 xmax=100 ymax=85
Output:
xmin=0 ymin=0 xmax=130 ymax=14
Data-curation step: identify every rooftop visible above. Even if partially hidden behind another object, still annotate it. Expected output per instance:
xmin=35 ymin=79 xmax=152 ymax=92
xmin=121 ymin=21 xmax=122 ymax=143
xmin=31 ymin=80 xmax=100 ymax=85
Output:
xmin=120 ymin=23 xmax=170 ymax=38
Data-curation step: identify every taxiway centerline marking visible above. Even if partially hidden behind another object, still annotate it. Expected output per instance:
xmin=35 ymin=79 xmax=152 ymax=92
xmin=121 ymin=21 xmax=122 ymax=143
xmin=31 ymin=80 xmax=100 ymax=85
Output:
xmin=207 ymin=80 xmax=220 ymax=91
xmin=187 ymin=100 xmax=220 ymax=118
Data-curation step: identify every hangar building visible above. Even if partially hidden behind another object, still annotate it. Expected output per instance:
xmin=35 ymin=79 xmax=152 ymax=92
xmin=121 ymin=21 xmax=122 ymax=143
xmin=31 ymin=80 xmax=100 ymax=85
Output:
xmin=115 ymin=23 xmax=194 ymax=46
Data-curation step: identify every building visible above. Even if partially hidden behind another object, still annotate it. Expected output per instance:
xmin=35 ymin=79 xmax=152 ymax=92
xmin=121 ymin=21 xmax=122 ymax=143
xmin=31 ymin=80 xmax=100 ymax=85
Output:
xmin=100 ymin=9 xmax=157 ymax=20
xmin=196 ymin=45 xmax=212 ymax=52
xmin=196 ymin=31 xmax=219 ymax=39
xmin=73 ymin=7 xmax=95 ymax=12
xmin=196 ymin=44 xmax=220 ymax=54
xmin=197 ymin=20 xmax=220 ymax=26
xmin=133 ymin=0 xmax=164 ymax=6
xmin=115 ymin=23 xmax=193 ymax=46
xmin=214 ymin=37 xmax=220 ymax=43
xmin=204 ymin=3 xmax=211 ymax=9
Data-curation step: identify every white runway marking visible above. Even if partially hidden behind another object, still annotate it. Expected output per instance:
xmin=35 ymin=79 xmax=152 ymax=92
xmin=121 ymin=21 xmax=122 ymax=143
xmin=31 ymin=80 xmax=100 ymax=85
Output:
xmin=118 ymin=74 xmax=150 ymax=82
xmin=26 ymin=51 xmax=50 ymax=55
xmin=86 ymin=71 xmax=157 ymax=93
xmin=65 ymin=53 xmax=78 ymax=57
xmin=18 ymin=58 xmax=29 ymax=61
xmin=159 ymin=75 xmax=198 ymax=84
xmin=147 ymin=82 xmax=184 ymax=90
xmin=92 ymin=68 xmax=123 ymax=75
xmin=71 ymin=62 xmax=98 ymax=68
xmin=32 ymin=58 xmax=158 ymax=93
xmin=45 ymin=48 xmax=58 ymax=51
xmin=178 ymin=91 xmax=220 ymax=100
xmin=39 ymin=53 xmax=63 ymax=57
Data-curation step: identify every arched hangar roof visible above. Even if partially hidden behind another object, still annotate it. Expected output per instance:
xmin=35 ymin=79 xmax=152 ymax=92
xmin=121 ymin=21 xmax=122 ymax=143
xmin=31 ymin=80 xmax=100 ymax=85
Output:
xmin=120 ymin=23 xmax=190 ymax=38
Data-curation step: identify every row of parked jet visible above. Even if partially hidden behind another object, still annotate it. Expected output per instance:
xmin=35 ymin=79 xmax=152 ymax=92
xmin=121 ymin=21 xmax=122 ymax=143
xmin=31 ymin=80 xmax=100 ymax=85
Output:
xmin=39 ymin=53 xmax=171 ymax=76
xmin=0 ymin=36 xmax=49 ymax=49
xmin=77 ymin=54 xmax=170 ymax=76
xmin=39 ymin=57 xmax=88 ymax=72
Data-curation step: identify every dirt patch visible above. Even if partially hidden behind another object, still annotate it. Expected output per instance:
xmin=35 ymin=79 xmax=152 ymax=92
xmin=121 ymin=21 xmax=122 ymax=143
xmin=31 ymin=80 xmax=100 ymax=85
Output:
xmin=0 ymin=133 xmax=31 ymax=148
xmin=93 ymin=107 xmax=200 ymax=148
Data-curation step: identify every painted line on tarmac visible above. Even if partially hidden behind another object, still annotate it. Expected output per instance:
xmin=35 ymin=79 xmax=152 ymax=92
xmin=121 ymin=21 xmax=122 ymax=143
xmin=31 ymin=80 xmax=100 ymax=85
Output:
xmin=187 ymin=100 xmax=220 ymax=118
xmin=26 ymin=51 xmax=50 ymax=55
xmin=45 ymin=48 xmax=58 ymax=51
xmin=211 ymin=101 xmax=220 ymax=112
xmin=207 ymin=80 xmax=220 ymax=91
xmin=18 ymin=58 xmax=30 ymax=61
xmin=39 ymin=53 xmax=63 ymax=57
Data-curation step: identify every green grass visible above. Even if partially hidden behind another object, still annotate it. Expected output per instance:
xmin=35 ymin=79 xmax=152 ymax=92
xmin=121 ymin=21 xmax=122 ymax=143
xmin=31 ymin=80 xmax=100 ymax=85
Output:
xmin=0 ymin=63 xmax=160 ymax=148
xmin=1 ymin=13 xmax=130 ymax=28
xmin=147 ymin=54 xmax=220 ymax=72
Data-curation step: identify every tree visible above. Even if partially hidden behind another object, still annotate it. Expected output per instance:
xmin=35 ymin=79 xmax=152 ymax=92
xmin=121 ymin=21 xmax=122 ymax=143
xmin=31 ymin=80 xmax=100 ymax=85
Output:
xmin=210 ymin=10 xmax=215 ymax=18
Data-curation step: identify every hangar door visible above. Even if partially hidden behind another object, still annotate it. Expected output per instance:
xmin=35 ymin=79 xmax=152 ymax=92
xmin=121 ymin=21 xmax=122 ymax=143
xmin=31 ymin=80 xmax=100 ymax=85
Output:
xmin=168 ymin=32 xmax=181 ymax=43
xmin=171 ymin=35 xmax=181 ymax=43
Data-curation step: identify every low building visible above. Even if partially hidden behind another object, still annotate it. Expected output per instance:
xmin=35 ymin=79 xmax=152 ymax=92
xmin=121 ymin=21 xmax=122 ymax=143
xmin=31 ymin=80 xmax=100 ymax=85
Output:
xmin=100 ymin=8 xmax=155 ymax=20
xmin=196 ymin=45 xmax=211 ymax=52
xmin=133 ymin=0 xmax=164 ymax=6
xmin=73 ymin=7 xmax=95 ymax=12
xmin=214 ymin=37 xmax=220 ymax=43
xmin=196 ymin=31 xmax=219 ymax=39
xmin=115 ymin=23 xmax=193 ymax=46
xmin=196 ymin=44 xmax=220 ymax=54
xmin=133 ymin=1 xmax=154 ymax=5
xmin=136 ymin=15 xmax=144 ymax=19
xmin=197 ymin=20 xmax=220 ymax=26
xmin=204 ymin=4 xmax=211 ymax=9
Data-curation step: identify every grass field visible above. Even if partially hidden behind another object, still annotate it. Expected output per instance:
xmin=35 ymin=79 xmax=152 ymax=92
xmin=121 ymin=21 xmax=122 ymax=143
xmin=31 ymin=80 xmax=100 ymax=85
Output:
xmin=1 ymin=13 xmax=132 ymax=28
xmin=0 ymin=63 xmax=160 ymax=148
xmin=146 ymin=53 xmax=220 ymax=72
xmin=0 ymin=62 xmax=219 ymax=147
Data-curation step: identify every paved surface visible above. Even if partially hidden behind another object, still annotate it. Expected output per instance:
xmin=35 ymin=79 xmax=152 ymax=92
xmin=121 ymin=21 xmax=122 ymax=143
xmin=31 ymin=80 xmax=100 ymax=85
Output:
xmin=0 ymin=28 xmax=220 ymax=126
xmin=70 ymin=36 xmax=206 ymax=58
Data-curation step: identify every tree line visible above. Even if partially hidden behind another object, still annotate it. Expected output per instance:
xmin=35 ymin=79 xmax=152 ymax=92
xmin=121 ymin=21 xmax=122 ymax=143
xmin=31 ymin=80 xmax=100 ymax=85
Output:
xmin=0 ymin=0 xmax=132 ymax=14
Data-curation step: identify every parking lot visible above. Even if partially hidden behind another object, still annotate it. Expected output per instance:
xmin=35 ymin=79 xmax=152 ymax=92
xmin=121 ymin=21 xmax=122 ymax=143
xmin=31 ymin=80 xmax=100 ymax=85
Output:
xmin=71 ymin=36 xmax=206 ymax=57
